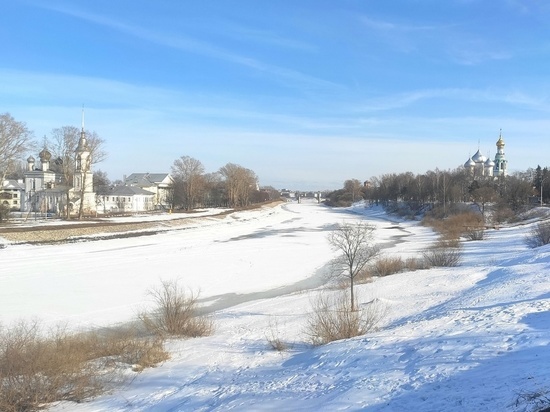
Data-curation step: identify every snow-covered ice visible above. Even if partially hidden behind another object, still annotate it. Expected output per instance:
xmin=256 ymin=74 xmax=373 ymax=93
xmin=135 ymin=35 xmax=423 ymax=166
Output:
xmin=1 ymin=201 xmax=549 ymax=411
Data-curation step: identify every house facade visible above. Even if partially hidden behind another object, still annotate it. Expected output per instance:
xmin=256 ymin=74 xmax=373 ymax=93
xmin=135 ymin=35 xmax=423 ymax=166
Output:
xmin=98 ymin=185 xmax=155 ymax=213
xmin=0 ymin=179 xmax=25 ymax=210
xmin=124 ymin=173 xmax=173 ymax=209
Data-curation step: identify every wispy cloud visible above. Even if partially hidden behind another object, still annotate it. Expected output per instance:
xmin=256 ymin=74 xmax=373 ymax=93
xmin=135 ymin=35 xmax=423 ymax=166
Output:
xmin=215 ymin=24 xmax=318 ymax=53
xmin=446 ymin=40 xmax=512 ymax=65
xmin=357 ymin=88 xmax=550 ymax=113
xmin=40 ymin=3 xmax=339 ymax=91
xmin=358 ymin=14 xmax=514 ymax=65
xmin=359 ymin=16 xmax=445 ymax=32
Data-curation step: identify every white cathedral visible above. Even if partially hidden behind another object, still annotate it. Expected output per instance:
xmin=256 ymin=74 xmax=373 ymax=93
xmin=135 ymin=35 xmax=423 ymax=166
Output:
xmin=23 ymin=123 xmax=95 ymax=216
xmin=463 ymin=133 xmax=508 ymax=179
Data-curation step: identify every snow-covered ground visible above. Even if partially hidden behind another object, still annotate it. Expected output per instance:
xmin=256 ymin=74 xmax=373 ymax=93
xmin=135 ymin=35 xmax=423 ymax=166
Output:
xmin=1 ymin=201 xmax=550 ymax=411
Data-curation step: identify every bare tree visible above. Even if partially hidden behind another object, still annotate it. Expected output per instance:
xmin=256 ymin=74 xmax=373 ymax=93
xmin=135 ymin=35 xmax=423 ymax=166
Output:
xmin=203 ymin=172 xmax=224 ymax=207
xmin=471 ymin=185 xmax=498 ymax=219
xmin=344 ymin=179 xmax=363 ymax=202
xmin=328 ymin=222 xmax=379 ymax=311
xmin=0 ymin=113 xmax=35 ymax=183
xmin=171 ymin=156 xmax=205 ymax=210
xmin=93 ymin=170 xmax=111 ymax=214
xmin=219 ymin=163 xmax=258 ymax=208
xmin=47 ymin=126 xmax=106 ymax=186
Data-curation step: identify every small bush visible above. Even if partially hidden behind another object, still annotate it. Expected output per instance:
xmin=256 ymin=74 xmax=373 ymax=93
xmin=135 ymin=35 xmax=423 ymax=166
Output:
xmin=492 ymin=205 xmax=515 ymax=225
xmin=422 ymin=242 xmax=461 ymax=267
xmin=359 ymin=256 xmax=430 ymax=280
xmin=403 ymin=257 xmax=431 ymax=271
xmin=305 ymin=291 xmax=385 ymax=346
xmin=140 ymin=280 xmax=213 ymax=338
xmin=370 ymin=256 xmax=405 ymax=277
xmin=526 ymin=221 xmax=550 ymax=248
xmin=464 ymin=227 xmax=485 ymax=241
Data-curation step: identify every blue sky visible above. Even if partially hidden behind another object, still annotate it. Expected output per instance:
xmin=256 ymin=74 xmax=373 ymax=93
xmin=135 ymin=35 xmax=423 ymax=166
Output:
xmin=2 ymin=1 xmax=550 ymax=190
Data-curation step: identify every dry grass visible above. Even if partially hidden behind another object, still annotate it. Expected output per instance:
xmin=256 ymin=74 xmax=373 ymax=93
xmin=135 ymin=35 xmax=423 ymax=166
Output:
xmin=265 ymin=319 xmax=288 ymax=352
xmin=90 ymin=326 xmax=169 ymax=371
xmin=357 ymin=255 xmax=431 ymax=281
xmin=140 ymin=280 xmax=214 ymax=338
xmin=0 ymin=320 xmax=169 ymax=412
xmin=305 ymin=291 xmax=385 ymax=346
xmin=423 ymin=211 xmax=484 ymax=241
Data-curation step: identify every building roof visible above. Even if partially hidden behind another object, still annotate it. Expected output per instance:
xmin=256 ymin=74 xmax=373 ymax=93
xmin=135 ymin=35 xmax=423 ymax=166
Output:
xmin=471 ymin=149 xmax=487 ymax=163
xmin=125 ymin=173 xmax=172 ymax=186
xmin=464 ymin=157 xmax=476 ymax=168
xmin=110 ymin=185 xmax=155 ymax=196
xmin=2 ymin=180 xmax=25 ymax=190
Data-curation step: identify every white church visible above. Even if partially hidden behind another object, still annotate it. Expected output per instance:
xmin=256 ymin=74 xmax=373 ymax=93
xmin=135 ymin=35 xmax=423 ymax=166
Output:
xmin=22 ymin=124 xmax=96 ymax=216
xmin=2 ymin=115 xmax=173 ymax=217
xmin=463 ymin=132 xmax=508 ymax=179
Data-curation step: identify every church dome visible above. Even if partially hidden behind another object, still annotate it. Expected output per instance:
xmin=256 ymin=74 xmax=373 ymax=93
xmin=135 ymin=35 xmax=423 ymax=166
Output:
xmin=39 ymin=148 xmax=52 ymax=162
xmin=27 ymin=155 xmax=35 ymax=163
xmin=471 ymin=149 xmax=487 ymax=163
xmin=464 ymin=157 xmax=476 ymax=168
xmin=485 ymin=157 xmax=495 ymax=167
xmin=496 ymin=135 xmax=505 ymax=148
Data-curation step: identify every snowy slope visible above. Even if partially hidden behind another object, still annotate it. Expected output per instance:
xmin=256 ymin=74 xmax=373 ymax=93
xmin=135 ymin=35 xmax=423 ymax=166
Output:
xmin=2 ymin=201 xmax=550 ymax=411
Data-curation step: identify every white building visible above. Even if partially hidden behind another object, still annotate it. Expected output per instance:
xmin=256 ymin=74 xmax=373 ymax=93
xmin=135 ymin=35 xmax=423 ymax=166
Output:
xmin=99 ymin=185 xmax=155 ymax=213
xmin=124 ymin=173 xmax=173 ymax=209
xmin=0 ymin=179 xmax=25 ymax=210
xmin=21 ymin=120 xmax=96 ymax=216
xmin=464 ymin=132 xmax=508 ymax=179
xmin=23 ymin=149 xmax=65 ymax=214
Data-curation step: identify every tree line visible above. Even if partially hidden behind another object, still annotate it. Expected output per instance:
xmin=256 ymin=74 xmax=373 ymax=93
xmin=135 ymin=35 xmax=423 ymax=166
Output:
xmin=327 ymin=166 xmax=548 ymax=222
xmin=170 ymin=155 xmax=280 ymax=209
xmin=0 ymin=112 xmax=279 ymax=215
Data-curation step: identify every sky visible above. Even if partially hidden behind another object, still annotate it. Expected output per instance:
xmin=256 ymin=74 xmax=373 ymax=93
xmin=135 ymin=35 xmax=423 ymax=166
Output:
xmin=2 ymin=1 xmax=550 ymax=190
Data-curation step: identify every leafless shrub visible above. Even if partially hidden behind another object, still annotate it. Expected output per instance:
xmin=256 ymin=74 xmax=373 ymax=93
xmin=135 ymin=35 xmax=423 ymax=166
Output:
xmin=354 ymin=268 xmax=373 ymax=284
xmin=525 ymin=221 xmax=550 ymax=248
xmin=370 ymin=256 xmax=405 ymax=277
xmin=515 ymin=388 xmax=550 ymax=411
xmin=404 ymin=257 xmax=431 ymax=271
xmin=140 ymin=280 xmax=213 ymax=338
xmin=359 ymin=256 xmax=430 ymax=280
xmin=492 ymin=205 xmax=515 ymax=225
xmin=422 ymin=241 xmax=462 ymax=267
xmin=464 ymin=227 xmax=485 ymax=241
xmin=305 ymin=291 xmax=385 ymax=346
xmin=265 ymin=318 xmax=287 ymax=352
